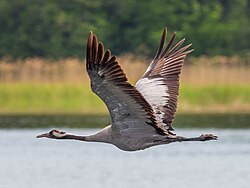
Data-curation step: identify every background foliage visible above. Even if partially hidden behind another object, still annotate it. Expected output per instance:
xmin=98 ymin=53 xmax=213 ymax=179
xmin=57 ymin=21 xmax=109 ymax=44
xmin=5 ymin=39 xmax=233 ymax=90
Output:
xmin=0 ymin=0 xmax=249 ymax=58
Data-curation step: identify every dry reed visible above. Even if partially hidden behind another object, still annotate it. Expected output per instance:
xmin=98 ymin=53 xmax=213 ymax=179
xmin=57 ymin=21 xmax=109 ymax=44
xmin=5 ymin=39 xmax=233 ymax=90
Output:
xmin=0 ymin=55 xmax=249 ymax=114
xmin=0 ymin=55 xmax=249 ymax=85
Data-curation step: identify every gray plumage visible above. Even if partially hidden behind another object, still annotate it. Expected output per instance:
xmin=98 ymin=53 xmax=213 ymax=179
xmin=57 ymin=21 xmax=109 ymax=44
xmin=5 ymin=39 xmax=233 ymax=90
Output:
xmin=37 ymin=28 xmax=217 ymax=151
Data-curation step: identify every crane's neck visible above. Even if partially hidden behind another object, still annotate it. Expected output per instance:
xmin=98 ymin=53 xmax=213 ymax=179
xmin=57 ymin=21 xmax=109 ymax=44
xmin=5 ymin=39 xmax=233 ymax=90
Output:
xmin=63 ymin=134 xmax=87 ymax=141
xmin=62 ymin=125 xmax=112 ymax=143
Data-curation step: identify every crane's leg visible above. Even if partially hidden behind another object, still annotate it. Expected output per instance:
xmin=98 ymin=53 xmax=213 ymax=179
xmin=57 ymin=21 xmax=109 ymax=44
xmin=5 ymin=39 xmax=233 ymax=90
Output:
xmin=153 ymin=134 xmax=217 ymax=146
xmin=176 ymin=134 xmax=218 ymax=142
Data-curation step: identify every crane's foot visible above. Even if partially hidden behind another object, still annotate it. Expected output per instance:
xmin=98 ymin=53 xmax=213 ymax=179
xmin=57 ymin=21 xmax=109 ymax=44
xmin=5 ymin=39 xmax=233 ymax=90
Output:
xmin=199 ymin=134 xmax=218 ymax=141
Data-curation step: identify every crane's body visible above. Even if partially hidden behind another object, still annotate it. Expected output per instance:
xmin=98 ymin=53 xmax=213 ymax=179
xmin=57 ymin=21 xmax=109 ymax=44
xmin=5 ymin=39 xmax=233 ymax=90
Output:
xmin=37 ymin=28 xmax=217 ymax=151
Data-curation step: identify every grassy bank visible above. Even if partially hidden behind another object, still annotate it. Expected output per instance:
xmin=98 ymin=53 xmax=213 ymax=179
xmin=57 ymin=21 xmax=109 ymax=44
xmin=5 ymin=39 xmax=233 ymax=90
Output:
xmin=179 ymin=85 xmax=250 ymax=112
xmin=0 ymin=84 xmax=106 ymax=114
xmin=0 ymin=56 xmax=249 ymax=114
xmin=0 ymin=83 xmax=249 ymax=114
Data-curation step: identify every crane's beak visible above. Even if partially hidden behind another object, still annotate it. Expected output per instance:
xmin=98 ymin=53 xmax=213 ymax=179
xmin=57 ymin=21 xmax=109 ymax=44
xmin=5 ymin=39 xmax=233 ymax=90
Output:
xmin=36 ymin=133 xmax=49 ymax=138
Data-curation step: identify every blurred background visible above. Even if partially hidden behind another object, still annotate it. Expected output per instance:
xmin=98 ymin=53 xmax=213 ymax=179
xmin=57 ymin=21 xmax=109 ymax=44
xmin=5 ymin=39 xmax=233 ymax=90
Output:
xmin=0 ymin=0 xmax=249 ymax=116
xmin=0 ymin=0 xmax=250 ymax=188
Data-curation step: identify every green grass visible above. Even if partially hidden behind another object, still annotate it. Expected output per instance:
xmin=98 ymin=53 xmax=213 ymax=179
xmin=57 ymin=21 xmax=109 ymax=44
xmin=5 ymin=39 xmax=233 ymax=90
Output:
xmin=0 ymin=83 xmax=249 ymax=114
xmin=180 ymin=85 xmax=250 ymax=105
xmin=0 ymin=84 xmax=107 ymax=114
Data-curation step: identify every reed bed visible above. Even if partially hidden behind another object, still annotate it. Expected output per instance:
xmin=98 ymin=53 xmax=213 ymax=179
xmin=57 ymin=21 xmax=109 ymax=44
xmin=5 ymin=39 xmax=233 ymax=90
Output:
xmin=0 ymin=55 xmax=249 ymax=85
xmin=0 ymin=55 xmax=249 ymax=114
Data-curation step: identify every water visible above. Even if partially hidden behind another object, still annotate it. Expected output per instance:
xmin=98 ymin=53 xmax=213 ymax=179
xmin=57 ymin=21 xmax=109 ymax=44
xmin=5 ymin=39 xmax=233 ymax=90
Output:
xmin=0 ymin=128 xmax=250 ymax=188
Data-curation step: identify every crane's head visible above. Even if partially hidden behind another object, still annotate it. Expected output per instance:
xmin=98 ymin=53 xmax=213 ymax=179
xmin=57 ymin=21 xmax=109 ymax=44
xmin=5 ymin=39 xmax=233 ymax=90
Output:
xmin=36 ymin=129 xmax=67 ymax=139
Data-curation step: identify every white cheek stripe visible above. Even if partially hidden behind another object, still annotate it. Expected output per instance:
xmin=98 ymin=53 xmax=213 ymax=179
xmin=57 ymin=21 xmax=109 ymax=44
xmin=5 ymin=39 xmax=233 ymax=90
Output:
xmin=53 ymin=132 xmax=66 ymax=138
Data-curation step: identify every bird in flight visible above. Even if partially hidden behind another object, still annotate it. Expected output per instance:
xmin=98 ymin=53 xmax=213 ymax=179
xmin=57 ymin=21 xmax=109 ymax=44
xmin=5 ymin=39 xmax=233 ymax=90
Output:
xmin=37 ymin=28 xmax=217 ymax=151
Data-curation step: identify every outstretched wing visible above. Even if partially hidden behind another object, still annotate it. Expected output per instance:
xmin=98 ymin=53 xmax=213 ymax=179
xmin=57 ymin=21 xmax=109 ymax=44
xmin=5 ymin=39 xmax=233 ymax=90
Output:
xmin=86 ymin=31 xmax=166 ymax=135
xmin=135 ymin=28 xmax=193 ymax=133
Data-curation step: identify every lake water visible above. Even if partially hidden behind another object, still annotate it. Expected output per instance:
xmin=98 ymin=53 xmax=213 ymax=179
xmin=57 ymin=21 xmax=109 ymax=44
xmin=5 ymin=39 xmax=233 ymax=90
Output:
xmin=1 ymin=128 xmax=250 ymax=188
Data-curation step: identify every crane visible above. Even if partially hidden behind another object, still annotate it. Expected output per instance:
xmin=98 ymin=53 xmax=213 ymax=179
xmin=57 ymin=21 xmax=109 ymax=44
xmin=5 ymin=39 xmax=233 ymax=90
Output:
xmin=37 ymin=28 xmax=217 ymax=151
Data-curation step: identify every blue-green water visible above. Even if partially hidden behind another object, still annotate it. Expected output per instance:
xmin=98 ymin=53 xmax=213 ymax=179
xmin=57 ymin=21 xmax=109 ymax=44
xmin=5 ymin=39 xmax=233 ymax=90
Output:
xmin=0 ymin=128 xmax=250 ymax=188
xmin=0 ymin=114 xmax=249 ymax=188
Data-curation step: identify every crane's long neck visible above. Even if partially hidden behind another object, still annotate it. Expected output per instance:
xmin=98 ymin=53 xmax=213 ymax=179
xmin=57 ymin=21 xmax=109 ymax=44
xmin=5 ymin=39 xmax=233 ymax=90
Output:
xmin=62 ymin=133 xmax=108 ymax=143
xmin=62 ymin=134 xmax=87 ymax=141
xmin=61 ymin=126 xmax=112 ymax=143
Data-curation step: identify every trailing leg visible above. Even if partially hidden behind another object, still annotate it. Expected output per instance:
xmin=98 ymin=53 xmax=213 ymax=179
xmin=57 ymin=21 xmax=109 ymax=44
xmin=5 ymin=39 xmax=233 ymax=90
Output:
xmin=177 ymin=134 xmax=218 ymax=142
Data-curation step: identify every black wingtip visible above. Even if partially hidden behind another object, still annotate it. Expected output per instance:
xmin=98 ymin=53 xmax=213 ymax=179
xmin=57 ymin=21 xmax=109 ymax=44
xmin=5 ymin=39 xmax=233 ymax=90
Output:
xmin=97 ymin=42 xmax=104 ymax=63
xmin=154 ymin=27 xmax=167 ymax=59
xmin=92 ymin=34 xmax=98 ymax=63
xmin=163 ymin=27 xmax=167 ymax=35
xmin=160 ymin=31 xmax=176 ymax=56
xmin=86 ymin=31 xmax=94 ymax=67
xmin=87 ymin=31 xmax=93 ymax=46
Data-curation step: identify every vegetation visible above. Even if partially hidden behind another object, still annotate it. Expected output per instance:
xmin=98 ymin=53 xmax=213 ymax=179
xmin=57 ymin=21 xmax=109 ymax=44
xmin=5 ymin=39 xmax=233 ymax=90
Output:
xmin=0 ymin=56 xmax=249 ymax=84
xmin=0 ymin=0 xmax=249 ymax=58
xmin=0 ymin=83 xmax=249 ymax=114
xmin=0 ymin=56 xmax=249 ymax=114
xmin=179 ymin=85 xmax=250 ymax=112
xmin=0 ymin=1 xmax=249 ymax=129
xmin=0 ymin=84 xmax=106 ymax=114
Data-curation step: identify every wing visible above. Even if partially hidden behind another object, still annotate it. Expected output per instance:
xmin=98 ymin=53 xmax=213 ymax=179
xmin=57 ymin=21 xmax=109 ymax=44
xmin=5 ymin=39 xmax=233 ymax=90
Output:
xmin=86 ymin=31 xmax=167 ymax=135
xmin=135 ymin=28 xmax=193 ymax=134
